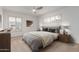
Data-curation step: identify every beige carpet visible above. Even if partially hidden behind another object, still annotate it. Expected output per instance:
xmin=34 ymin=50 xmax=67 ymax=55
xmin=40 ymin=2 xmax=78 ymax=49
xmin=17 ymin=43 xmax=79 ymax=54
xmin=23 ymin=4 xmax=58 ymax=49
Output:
xmin=11 ymin=36 xmax=79 ymax=52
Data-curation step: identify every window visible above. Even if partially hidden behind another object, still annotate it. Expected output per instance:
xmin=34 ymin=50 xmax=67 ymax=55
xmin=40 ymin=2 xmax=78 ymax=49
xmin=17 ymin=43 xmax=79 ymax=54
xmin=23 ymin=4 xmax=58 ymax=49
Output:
xmin=9 ymin=16 xmax=22 ymax=32
xmin=16 ymin=17 xmax=22 ymax=31
xmin=44 ymin=15 xmax=61 ymax=23
xmin=39 ymin=15 xmax=62 ymax=27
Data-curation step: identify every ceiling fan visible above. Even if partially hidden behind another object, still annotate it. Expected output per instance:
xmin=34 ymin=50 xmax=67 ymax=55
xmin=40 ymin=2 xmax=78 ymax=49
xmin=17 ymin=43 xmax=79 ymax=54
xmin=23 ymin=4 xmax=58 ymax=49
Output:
xmin=32 ymin=6 xmax=43 ymax=14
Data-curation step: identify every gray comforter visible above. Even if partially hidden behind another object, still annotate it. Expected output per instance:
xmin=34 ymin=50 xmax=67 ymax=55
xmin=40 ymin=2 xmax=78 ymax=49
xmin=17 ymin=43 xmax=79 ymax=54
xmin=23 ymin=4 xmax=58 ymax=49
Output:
xmin=23 ymin=31 xmax=58 ymax=52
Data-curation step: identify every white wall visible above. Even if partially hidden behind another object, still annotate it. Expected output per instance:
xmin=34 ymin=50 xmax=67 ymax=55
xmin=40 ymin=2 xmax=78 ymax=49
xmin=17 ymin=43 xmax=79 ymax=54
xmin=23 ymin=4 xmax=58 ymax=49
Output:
xmin=39 ymin=7 xmax=79 ymax=43
xmin=2 ymin=9 xmax=39 ymax=37
xmin=0 ymin=7 xmax=3 ymax=29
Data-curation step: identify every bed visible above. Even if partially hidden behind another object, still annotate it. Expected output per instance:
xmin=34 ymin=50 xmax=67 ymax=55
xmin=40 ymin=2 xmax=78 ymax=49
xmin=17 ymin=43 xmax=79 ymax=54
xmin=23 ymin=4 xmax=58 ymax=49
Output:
xmin=23 ymin=31 xmax=58 ymax=52
xmin=22 ymin=26 xmax=74 ymax=52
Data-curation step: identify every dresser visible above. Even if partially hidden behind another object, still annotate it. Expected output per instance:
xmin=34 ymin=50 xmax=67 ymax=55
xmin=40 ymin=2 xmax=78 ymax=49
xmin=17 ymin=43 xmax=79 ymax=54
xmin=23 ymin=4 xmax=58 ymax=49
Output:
xmin=0 ymin=32 xmax=11 ymax=52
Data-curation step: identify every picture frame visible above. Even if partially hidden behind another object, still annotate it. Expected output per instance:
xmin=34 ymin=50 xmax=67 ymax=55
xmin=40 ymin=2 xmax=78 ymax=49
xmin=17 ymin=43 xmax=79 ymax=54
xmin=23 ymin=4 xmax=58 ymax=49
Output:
xmin=26 ymin=20 xmax=33 ymax=27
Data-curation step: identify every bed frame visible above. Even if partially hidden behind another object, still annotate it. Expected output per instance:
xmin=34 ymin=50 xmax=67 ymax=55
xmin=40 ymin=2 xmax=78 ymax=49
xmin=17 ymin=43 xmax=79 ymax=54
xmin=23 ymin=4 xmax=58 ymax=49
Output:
xmin=40 ymin=26 xmax=61 ymax=33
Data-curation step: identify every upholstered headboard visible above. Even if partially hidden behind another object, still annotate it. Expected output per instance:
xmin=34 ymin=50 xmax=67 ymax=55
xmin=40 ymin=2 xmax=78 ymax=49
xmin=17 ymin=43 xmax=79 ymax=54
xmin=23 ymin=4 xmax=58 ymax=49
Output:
xmin=40 ymin=26 xmax=61 ymax=33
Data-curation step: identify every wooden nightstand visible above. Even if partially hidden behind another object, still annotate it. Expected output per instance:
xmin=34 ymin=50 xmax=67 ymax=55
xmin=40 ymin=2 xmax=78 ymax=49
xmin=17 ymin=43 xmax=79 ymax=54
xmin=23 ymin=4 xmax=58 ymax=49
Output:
xmin=58 ymin=33 xmax=74 ymax=43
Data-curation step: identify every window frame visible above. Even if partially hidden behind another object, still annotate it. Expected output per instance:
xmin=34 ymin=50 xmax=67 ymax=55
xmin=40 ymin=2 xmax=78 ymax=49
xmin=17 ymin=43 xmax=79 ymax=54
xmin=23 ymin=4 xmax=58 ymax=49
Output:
xmin=9 ymin=16 xmax=22 ymax=32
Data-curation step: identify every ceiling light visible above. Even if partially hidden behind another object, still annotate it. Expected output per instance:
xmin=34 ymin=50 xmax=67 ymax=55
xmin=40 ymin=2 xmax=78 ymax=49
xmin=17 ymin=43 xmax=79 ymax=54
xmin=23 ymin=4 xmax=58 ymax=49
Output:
xmin=33 ymin=9 xmax=36 ymax=12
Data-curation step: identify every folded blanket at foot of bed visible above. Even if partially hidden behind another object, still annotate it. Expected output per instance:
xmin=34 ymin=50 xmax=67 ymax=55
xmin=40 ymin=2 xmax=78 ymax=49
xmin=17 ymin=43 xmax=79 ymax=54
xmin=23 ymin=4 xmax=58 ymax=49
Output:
xmin=23 ymin=31 xmax=58 ymax=52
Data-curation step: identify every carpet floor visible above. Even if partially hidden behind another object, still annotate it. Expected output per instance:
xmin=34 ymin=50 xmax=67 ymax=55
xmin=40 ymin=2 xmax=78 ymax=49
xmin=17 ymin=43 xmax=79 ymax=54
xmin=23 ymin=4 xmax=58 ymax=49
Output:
xmin=11 ymin=36 xmax=79 ymax=52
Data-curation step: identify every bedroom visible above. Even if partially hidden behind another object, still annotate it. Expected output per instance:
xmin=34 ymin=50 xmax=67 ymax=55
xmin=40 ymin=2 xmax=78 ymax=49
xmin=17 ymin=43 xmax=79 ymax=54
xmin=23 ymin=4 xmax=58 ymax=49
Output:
xmin=0 ymin=6 xmax=79 ymax=52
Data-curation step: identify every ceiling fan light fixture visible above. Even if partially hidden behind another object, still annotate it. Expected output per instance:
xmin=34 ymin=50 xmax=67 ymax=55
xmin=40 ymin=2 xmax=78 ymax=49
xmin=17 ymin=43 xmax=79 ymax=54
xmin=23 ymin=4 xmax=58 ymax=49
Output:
xmin=32 ymin=6 xmax=43 ymax=14
xmin=33 ymin=9 xmax=36 ymax=12
xmin=36 ymin=6 xmax=43 ymax=10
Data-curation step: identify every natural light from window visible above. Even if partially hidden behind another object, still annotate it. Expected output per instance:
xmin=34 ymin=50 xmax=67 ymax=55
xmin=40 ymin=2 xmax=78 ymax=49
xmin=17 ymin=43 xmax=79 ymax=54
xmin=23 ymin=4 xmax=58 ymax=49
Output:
xmin=9 ymin=16 xmax=22 ymax=32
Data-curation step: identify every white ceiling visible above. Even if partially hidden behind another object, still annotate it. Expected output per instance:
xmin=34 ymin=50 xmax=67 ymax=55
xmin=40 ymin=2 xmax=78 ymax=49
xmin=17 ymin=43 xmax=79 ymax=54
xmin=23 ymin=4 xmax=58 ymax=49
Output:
xmin=2 ymin=6 xmax=64 ymax=15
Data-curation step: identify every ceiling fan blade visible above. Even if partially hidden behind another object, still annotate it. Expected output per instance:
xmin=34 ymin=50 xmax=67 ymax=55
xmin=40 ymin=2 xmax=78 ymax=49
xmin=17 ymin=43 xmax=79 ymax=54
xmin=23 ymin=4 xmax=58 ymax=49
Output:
xmin=36 ymin=6 xmax=43 ymax=10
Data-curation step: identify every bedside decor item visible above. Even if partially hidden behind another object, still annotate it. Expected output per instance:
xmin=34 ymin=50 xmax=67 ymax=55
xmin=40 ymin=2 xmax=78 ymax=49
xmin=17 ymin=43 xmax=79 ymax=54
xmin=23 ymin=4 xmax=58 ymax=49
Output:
xmin=26 ymin=20 xmax=33 ymax=27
